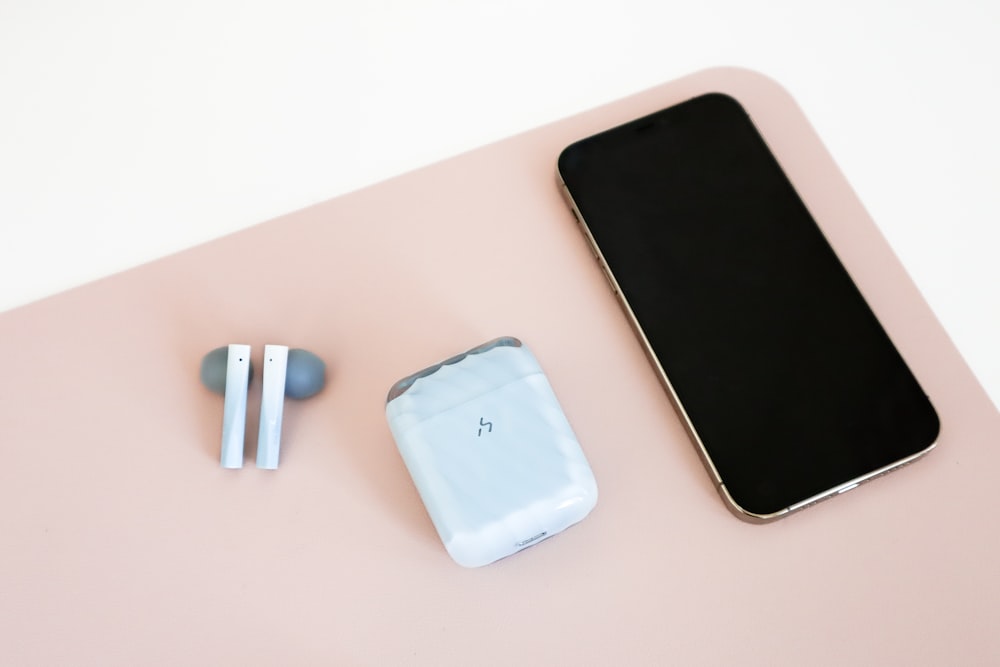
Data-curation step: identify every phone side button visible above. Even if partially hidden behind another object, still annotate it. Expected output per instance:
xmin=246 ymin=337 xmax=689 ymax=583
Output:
xmin=598 ymin=261 xmax=618 ymax=294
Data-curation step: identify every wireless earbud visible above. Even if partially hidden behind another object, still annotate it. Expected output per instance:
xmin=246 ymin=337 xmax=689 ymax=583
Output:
xmin=200 ymin=344 xmax=253 ymax=469
xmin=257 ymin=345 xmax=326 ymax=469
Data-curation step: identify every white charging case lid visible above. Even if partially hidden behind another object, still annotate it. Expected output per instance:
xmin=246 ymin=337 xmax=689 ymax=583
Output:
xmin=385 ymin=337 xmax=598 ymax=567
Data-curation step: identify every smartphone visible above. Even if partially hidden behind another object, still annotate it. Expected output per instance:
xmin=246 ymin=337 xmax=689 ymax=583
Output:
xmin=557 ymin=93 xmax=939 ymax=521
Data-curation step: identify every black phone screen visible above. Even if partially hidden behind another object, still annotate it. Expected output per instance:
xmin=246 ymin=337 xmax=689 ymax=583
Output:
xmin=558 ymin=93 xmax=939 ymax=517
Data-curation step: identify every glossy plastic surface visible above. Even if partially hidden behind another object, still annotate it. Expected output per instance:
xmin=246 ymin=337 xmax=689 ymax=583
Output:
xmin=221 ymin=344 xmax=251 ymax=469
xmin=257 ymin=344 xmax=288 ymax=469
xmin=386 ymin=339 xmax=598 ymax=567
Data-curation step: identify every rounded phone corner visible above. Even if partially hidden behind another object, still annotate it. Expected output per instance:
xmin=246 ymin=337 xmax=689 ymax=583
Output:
xmin=922 ymin=401 xmax=942 ymax=452
xmin=557 ymin=143 xmax=583 ymax=183
xmin=690 ymin=90 xmax=746 ymax=112
xmin=717 ymin=484 xmax=789 ymax=524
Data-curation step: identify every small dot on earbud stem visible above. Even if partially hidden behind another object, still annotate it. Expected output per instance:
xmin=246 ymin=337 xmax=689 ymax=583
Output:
xmin=199 ymin=346 xmax=254 ymax=394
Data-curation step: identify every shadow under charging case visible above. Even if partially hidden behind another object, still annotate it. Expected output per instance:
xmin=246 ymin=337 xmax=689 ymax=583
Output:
xmin=385 ymin=337 xmax=598 ymax=568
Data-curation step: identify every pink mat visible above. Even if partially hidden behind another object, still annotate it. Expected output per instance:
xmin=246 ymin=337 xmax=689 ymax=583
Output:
xmin=2 ymin=68 xmax=997 ymax=665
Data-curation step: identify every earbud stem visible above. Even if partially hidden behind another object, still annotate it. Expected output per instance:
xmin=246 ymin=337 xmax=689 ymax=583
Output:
xmin=257 ymin=344 xmax=289 ymax=469
xmin=220 ymin=344 xmax=251 ymax=468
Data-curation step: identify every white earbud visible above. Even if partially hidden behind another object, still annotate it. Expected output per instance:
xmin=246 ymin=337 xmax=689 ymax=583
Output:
xmin=257 ymin=345 xmax=326 ymax=469
xmin=200 ymin=344 xmax=253 ymax=468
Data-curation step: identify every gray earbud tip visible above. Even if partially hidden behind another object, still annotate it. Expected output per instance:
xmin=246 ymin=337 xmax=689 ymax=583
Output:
xmin=286 ymin=348 xmax=327 ymax=399
xmin=200 ymin=346 xmax=254 ymax=394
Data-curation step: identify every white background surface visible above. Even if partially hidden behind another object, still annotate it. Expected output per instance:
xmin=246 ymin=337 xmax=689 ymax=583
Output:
xmin=1 ymin=1 xmax=997 ymax=408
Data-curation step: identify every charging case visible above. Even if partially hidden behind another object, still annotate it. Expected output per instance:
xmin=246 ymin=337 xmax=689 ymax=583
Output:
xmin=385 ymin=337 xmax=598 ymax=567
